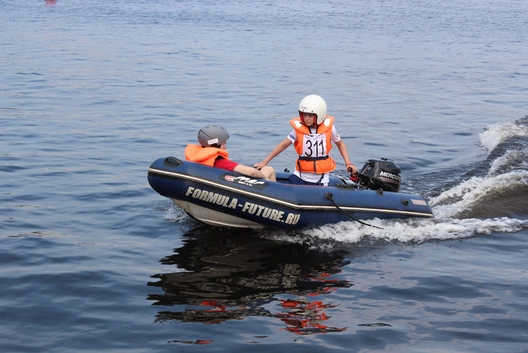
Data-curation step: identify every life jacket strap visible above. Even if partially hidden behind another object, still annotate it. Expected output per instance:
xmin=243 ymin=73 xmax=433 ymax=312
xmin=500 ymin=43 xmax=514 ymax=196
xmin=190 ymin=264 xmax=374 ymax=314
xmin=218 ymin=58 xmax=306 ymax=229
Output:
xmin=298 ymin=155 xmax=329 ymax=161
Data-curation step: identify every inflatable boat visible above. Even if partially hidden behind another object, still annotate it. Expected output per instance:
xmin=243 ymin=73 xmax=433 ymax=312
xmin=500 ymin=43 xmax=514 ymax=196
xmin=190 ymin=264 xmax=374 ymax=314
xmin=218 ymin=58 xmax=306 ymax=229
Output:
xmin=147 ymin=157 xmax=434 ymax=230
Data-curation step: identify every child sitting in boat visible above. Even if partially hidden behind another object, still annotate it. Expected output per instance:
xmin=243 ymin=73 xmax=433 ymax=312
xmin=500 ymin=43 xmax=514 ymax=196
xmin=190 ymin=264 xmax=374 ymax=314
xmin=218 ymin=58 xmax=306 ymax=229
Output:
xmin=185 ymin=125 xmax=276 ymax=181
xmin=254 ymin=94 xmax=357 ymax=186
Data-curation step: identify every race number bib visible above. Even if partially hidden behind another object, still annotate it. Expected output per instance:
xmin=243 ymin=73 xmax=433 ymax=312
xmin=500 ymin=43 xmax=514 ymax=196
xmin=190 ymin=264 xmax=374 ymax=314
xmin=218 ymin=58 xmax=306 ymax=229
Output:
xmin=302 ymin=134 xmax=327 ymax=157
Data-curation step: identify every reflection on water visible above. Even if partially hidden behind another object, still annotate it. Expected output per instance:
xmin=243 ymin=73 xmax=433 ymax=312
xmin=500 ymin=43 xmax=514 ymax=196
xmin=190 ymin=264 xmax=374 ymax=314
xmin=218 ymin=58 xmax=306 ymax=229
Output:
xmin=147 ymin=227 xmax=351 ymax=334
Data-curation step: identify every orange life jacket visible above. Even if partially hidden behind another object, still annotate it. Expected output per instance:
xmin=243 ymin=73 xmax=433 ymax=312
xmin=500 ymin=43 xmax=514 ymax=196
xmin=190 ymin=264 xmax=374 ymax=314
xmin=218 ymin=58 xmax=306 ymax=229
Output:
xmin=184 ymin=144 xmax=230 ymax=167
xmin=290 ymin=116 xmax=336 ymax=174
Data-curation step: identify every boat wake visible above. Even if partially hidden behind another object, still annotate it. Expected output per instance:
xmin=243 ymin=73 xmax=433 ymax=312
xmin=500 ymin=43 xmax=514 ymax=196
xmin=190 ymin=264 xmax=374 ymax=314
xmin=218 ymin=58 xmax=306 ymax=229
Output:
xmin=290 ymin=117 xmax=528 ymax=245
xmin=299 ymin=216 xmax=527 ymax=246
xmin=430 ymin=116 xmax=528 ymax=219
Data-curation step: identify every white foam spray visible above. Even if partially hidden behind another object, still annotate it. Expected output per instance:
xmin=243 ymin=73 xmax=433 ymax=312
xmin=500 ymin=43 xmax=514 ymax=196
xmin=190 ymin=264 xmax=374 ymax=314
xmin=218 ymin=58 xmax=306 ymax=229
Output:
xmin=479 ymin=121 xmax=528 ymax=153
xmin=303 ymin=119 xmax=528 ymax=244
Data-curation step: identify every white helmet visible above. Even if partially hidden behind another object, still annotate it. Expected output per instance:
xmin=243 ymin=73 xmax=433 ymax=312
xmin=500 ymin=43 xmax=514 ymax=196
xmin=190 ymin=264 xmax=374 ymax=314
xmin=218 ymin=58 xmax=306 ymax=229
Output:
xmin=298 ymin=94 xmax=327 ymax=125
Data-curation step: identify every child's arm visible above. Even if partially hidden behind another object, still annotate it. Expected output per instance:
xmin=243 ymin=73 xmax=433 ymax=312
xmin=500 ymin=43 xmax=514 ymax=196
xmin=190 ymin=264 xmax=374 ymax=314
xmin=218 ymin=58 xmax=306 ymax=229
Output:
xmin=335 ymin=139 xmax=357 ymax=173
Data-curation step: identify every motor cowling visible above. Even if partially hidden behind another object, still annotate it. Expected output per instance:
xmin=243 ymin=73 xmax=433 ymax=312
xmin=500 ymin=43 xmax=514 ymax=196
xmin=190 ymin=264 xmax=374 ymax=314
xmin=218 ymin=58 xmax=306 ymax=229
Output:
xmin=357 ymin=158 xmax=401 ymax=192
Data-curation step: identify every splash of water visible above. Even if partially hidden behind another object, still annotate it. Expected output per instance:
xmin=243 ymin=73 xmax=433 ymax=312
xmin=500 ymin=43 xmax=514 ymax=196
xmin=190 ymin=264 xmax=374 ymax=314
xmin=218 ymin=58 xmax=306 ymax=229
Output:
xmin=479 ymin=120 xmax=528 ymax=153
xmin=303 ymin=217 xmax=527 ymax=244
xmin=305 ymin=118 xmax=528 ymax=244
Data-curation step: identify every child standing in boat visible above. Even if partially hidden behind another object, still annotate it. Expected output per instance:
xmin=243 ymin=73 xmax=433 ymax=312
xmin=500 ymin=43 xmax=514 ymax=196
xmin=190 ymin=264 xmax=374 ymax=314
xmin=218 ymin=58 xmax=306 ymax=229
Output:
xmin=254 ymin=95 xmax=357 ymax=186
xmin=185 ymin=125 xmax=276 ymax=181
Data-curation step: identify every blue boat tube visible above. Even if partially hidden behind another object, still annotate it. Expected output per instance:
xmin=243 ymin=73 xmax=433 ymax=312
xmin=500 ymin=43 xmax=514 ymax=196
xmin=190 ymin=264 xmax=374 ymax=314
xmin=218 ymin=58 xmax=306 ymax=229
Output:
xmin=148 ymin=157 xmax=434 ymax=230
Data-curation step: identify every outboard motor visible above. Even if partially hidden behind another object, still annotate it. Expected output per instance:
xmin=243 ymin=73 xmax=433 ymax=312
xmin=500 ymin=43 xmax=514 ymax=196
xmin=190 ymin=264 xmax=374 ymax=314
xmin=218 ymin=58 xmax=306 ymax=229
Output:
xmin=356 ymin=158 xmax=401 ymax=192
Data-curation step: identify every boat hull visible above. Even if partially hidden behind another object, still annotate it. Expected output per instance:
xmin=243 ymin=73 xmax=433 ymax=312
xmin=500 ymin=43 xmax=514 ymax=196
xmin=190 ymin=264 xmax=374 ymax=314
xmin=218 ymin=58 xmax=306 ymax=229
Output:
xmin=148 ymin=157 xmax=434 ymax=229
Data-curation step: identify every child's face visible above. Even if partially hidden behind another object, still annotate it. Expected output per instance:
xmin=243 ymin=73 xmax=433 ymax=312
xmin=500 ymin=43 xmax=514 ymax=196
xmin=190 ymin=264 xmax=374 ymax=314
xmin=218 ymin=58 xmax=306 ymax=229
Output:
xmin=301 ymin=112 xmax=317 ymax=126
xmin=220 ymin=141 xmax=227 ymax=150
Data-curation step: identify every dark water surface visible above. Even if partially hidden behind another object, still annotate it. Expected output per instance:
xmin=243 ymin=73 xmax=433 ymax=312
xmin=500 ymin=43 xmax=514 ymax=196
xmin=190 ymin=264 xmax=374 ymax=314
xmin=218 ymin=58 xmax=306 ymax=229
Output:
xmin=1 ymin=1 xmax=527 ymax=352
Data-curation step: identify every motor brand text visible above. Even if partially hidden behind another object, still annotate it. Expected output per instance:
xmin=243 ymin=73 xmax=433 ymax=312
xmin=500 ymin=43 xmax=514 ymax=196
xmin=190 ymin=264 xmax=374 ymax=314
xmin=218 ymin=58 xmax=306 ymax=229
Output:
xmin=379 ymin=171 xmax=401 ymax=181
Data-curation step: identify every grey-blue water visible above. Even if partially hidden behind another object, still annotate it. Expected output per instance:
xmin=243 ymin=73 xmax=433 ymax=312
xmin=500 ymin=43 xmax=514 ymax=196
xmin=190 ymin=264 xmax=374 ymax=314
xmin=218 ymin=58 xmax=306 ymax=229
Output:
xmin=1 ymin=1 xmax=527 ymax=352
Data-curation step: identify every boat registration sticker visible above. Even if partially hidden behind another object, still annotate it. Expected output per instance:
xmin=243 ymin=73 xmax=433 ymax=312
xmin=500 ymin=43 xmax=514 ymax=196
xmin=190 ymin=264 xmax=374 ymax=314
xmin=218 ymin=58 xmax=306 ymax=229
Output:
xmin=411 ymin=199 xmax=427 ymax=206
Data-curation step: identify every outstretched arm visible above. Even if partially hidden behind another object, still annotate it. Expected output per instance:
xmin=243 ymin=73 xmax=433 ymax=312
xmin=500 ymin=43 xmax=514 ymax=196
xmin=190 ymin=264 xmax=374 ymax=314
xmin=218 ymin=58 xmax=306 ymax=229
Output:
xmin=335 ymin=139 xmax=357 ymax=173
xmin=254 ymin=138 xmax=292 ymax=169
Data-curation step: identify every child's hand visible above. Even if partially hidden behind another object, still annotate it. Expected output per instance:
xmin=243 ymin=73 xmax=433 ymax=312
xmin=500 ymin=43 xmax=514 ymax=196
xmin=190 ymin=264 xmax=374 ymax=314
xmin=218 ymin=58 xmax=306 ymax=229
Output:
xmin=253 ymin=161 xmax=267 ymax=170
xmin=346 ymin=163 xmax=357 ymax=174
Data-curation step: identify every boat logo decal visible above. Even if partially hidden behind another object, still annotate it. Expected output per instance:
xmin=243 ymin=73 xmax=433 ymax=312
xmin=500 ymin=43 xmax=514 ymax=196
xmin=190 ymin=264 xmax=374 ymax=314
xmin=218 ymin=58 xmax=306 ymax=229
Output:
xmin=221 ymin=174 xmax=269 ymax=190
xmin=184 ymin=186 xmax=300 ymax=225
